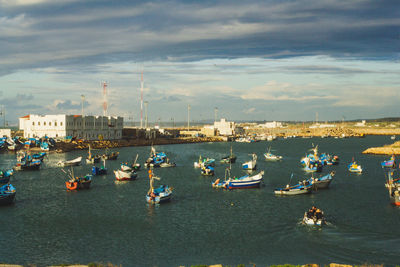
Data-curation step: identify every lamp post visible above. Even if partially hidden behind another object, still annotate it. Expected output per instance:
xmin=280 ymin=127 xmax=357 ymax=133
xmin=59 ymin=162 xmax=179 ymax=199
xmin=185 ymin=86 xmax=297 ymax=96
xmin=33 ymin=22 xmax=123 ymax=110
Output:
xmin=187 ymin=104 xmax=191 ymax=131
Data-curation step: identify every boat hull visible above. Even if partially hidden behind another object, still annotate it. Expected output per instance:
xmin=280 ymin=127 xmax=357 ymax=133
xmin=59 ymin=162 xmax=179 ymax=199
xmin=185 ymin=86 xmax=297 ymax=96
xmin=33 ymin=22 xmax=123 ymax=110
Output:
xmin=0 ymin=192 xmax=16 ymax=205
xmin=274 ymin=187 xmax=312 ymax=195
xmin=114 ymin=170 xmax=137 ymax=181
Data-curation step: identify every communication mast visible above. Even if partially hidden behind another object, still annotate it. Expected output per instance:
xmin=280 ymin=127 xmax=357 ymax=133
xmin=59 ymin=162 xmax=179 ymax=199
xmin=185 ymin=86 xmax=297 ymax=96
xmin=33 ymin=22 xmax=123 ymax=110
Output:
xmin=140 ymin=71 xmax=144 ymax=128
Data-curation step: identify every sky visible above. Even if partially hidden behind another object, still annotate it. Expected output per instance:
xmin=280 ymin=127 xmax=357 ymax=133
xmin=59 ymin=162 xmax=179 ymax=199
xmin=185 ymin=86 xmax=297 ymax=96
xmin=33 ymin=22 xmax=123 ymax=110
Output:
xmin=0 ymin=0 xmax=399 ymax=125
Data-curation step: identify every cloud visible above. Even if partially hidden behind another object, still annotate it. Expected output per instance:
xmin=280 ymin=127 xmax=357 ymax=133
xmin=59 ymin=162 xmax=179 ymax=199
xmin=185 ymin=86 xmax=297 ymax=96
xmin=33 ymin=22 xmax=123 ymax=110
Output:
xmin=50 ymin=99 xmax=89 ymax=111
xmin=243 ymin=107 xmax=256 ymax=114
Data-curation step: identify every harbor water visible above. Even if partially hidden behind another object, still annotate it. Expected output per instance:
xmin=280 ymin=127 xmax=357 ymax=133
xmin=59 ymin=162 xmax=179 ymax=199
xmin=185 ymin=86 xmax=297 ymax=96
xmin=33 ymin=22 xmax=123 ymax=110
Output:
xmin=0 ymin=136 xmax=399 ymax=266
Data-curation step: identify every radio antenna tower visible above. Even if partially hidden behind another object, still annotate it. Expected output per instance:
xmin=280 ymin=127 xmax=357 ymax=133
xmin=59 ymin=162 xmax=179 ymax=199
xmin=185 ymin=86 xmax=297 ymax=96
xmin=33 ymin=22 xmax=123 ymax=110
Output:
xmin=102 ymin=81 xmax=108 ymax=116
xmin=140 ymin=71 xmax=144 ymax=128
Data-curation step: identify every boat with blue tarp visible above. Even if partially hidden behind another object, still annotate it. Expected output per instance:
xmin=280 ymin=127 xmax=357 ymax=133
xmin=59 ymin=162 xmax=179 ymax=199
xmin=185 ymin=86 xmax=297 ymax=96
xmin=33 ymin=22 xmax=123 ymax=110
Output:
xmin=0 ymin=183 xmax=16 ymax=205
xmin=212 ymin=169 xmax=264 ymax=189
xmin=381 ymin=155 xmax=395 ymax=168
xmin=146 ymin=169 xmax=172 ymax=204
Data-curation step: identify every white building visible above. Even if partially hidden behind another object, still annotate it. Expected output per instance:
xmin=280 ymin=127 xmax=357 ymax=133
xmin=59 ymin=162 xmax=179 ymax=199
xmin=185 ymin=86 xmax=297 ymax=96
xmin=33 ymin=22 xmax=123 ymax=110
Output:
xmin=0 ymin=129 xmax=11 ymax=137
xmin=355 ymin=120 xmax=366 ymax=127
xmin=19 ymin=114 xmax=123 ymax=140
xmin=259 ymin=121 xmax=283 ymax=128
xmin=214 ymin=118 xmax=235 ymax=136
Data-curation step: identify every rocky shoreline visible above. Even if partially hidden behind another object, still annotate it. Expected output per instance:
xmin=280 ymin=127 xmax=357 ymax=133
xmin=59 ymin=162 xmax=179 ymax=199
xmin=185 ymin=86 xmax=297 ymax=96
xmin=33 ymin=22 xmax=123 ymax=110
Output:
xmin=362 ymin=141 xmax=400 ymax=155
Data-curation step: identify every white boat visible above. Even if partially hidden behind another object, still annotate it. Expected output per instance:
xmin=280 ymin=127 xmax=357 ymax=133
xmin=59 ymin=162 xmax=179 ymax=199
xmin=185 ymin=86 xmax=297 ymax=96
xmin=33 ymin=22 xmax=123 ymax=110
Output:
xmin=120 ymin=164 xmax=133 ymax=171
xmin=302 ymin=208 xmax=325 ymax=226
xmin=57 ymin=156 xmax=82 ymax=167
xmin=391 ymin=135 xmax=396 ymax=140
xmin=114 ymin=169 xmax=137 ymax=181
xmin=264 ymin=147 xmax=282 ymax=161
xmin=212 ymin=170 xmax=264 ymax=189
xmin=160 ymin=161 xmax=176 ymax=168
xmin=242 ymin=153 xmax=257 ymax=170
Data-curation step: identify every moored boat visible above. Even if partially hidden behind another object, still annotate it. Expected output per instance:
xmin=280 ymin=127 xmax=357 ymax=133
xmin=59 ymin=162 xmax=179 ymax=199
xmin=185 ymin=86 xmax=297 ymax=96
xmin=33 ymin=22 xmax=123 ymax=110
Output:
xmin=114 ymin=169 xmax=137 ymax=181
xmin=385 ymin=171 xmax=400 ymax=206
xmin=381 ymin=155 xmax=395 ymax=168
xmin=212 ymin=169 xmax=264 ymax=189
xmin=57 ymin=156 xmax=82 ymax=167
xmin=92 ymin=159 xmax=107 ymax=175
xmin=242 ymin=153 xmax=257 ymax=170
xmin=64 ymin=168 xmax=92 ymax=190
xmin=348 ymin=161 xmax=362 ymax=173
xmin=274 ymin=182 xmax=312 ymax=195
xmin=146 ymin=169 xmax=172 ymax=204
xmin=308 ymin=171 xmax=335 ymax=189
xmin=264 ymin=147 xmax=282 ymax=161
xmin=201 ymin=165 xmax=214 ymax=176
xmin=0 ymin=184 xmax=16 ymax=205
xmin=220 ymin=146 xmax=237 ymax=164
xmin=104 ymin=151 xmax=119 ymax=160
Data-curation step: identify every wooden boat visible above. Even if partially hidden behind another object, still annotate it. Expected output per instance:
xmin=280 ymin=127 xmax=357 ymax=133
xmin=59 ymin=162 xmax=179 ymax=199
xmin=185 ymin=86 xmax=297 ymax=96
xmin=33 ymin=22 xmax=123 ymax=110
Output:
xmin=146 ymin=169 xmax=172 ymax=204
xmin=194 ymin=156 xmax=215 ymax=168
xmin=212 ymin=169 xmax=264 ymax=189
xmin=64 ymin=168 xmax=92 ymax=190
xmin=201 ymin=165 xmax=214 ymax=176
xmin=86 ymin=145 xmax=101 ymax=164
xmin=302 ymin=207 xmax=325 ymax=226
xmin=264 ymin=147 xmax=282 ymax=161
xmin=274 ymin=176 xmax=313 ymax=195
xmin=348 ymin=161 xmax=362 ymax=173
xmin=14 ymin=160 xmax=41 ymax=171
xmin=304 ymin=162 xmax=323 ymax=172
xmin=309 ymin=172 xmax=335 ymax=189
xmin=120 ymin=163 xmax=133 ymax=172
xmin=242 ymin=153 xmax=257 ymax=170
xmin=385 ymin=171 xmax=400 ymax=206
xmin=32 ymin=152 xmax=47 ymax=161
xmin=57 ymin=156 xmax=82 ymax=167
xmin=381 ymin=155 xmax=395 ymax=168
xmin=145 ymin=147 xmax=167 ymax=168
xmin=92 ymin=159 xmax=107 ymax=175
xmin=220 ymin=146 xmax=237 ymax=164
xmin=114 ymin=169 xmax=137 ymax=181
xmin=104 ymin=151 xmax=119 ymax=160
xmin=160 ymin=161 xmax=176 ymax=168
xmin=0 ymin=184 xmax=16 ymax=205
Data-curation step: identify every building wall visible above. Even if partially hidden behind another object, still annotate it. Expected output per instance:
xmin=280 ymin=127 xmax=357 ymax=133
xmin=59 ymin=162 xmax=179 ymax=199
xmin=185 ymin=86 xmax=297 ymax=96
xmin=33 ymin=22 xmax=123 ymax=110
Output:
xmin=19 ymin=114 xmax=123 ymax=140
xmin=214 ymin=118 xmax=235 ymax=136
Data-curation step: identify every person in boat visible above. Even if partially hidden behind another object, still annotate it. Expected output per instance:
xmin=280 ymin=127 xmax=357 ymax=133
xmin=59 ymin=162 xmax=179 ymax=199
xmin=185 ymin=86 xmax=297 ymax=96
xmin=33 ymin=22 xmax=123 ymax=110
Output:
xmin=306 ymin=208 xmax=314 ymax=219
xmin=315 ymin=209 xmax=323 ymax=220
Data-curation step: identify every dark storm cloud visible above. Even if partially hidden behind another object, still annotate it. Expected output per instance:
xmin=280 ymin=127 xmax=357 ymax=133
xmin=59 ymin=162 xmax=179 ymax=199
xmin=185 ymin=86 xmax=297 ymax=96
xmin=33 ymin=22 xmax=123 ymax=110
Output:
xmin=0 ymin=0 xmax=398 ymax=76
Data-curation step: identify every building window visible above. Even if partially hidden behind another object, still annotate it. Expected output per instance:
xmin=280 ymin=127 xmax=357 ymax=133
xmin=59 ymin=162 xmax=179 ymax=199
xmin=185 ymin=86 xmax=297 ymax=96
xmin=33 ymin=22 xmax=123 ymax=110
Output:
xmin=49 ymin=122 xmax=51 ymax=126
xmin=44 ymin=122 xmax=46 ymax=126
xmin=61 ymin=122 xmax=63 ymax=126
xmin=38 ymin=122 xmax=40 ymax=126
xmin=55 ymin=122 xmax=57 ymax=126
xmin=32 ymin=122 xmax=35 ymax=126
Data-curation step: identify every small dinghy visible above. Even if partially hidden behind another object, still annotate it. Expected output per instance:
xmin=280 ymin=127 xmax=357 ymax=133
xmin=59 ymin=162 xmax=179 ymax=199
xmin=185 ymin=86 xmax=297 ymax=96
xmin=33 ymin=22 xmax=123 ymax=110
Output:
xmin=264 ymin=147 xmax=282 ymax=161
xmin=114 ymin=169 xmax=137 ymax=181
xmin=302 ymin=206 xmax=326 ymax=226
xmin=57 ymin=156 xmax=82 ymax=167
xmin=220 ymin=146 xmax=237 ymax=164
xmin=0 ymin=184 xmax=16 ymax=205
xmin=348 ymin=161 xmax=362 ymax=173
xmin=92 ymin=159 xmax=107 ymax=175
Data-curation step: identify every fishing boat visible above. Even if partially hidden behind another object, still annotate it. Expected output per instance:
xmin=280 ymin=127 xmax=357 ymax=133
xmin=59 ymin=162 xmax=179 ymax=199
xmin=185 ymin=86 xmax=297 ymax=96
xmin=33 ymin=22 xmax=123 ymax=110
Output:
xmin=103 ymin=151 xmax=119 ymax=160
xmin=391 ymin=135 xmax=396 ymax=140
xmin=114 ymin=169 xmax=137 ymax=181
xmin=160 ymin=160 xmax=176 ymax=168
xmin=145 ymin=146 xmax=167 ymax=168
xmin=194 ymin=156 xmax=215 ymax=168
xmin=304 ymin=161 xmax=323 ymax=172
xmin=131 ymin=154 xmax=141 ymax=170
xmin=308 ymin=171 xmax=335 ymax=189
xmin=212 ymin=169 xmax=264 ymax=189
xmin=120 ymin=163 xmax=133 ymax=172
xmin=32 ymin=152 xmax=47 ymax=161
xmin=385 ymin=171 xmax=400 ymax=206
xmin=242 ymin=153 xmax=257 ymax=170
xmin=348 ymin=161 xmax=362 ymax=173
xmin=146 ymin=169 xmax=172 ymax=204
xmin=86 ymin=145 xmax=101 ymax=164
xmin=274 ymin=181 xmax=312 ymax=195
xmin=302 ymin=207 xmax=326 ymax=226
xmin=381 ymin=155 xmax=395 ymax=168
xmin=64 ymin=168 xmax=91 ymax=190
xmin=40 ymin=141 xmax=49 ymax=151
xmin=264 ymin=147 xmax=282 ymax=161
xmin=14 ymin=152 xmax=42 ymax=171
xmin=201 ymin=165 xmax=214 ymax=176
xmin=57 ymin=156 xmax=82 ymax=167
xmin=220 ymin=146 xmax=237 ymax=164
xmin=0 ymin=169 xmax=13 ymax=184
xmin=92 ymin=159 xmax=107 ymax=175
xmin=0 ymin=184 xmax=16 ymax=205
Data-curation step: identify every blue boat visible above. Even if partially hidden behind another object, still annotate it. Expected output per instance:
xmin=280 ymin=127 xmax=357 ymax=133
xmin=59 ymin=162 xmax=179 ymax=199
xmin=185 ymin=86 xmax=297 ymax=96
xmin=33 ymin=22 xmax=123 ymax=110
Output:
xmin=212 ymin=170 xmax=264 ymax=189
xmin=348 ymin=161 xmax=362 ymax=173
xmin=201 ymin=165 xmax=214 ymax=176
xmin=274 ymin=181 xmax=312 ymax=195
xmin=145 ymin=147 xmax=168 ymax=168
xmin=381 ymin=155 xmax=395 ymax=168
xmin=0 ymin=184 xmax=16 ymax=205
xmin=307 ymin=171 xmax=335 ymax=189
xmin=32 ymin=152 xmax=47 ymax=161
xmin=92 ymin=159 xmax=107 ymax=175
xmin=40 ymin=141 xmax=49 ymax=151
xmin=304 ymin=162 xmax=323 ymax=172
xmin=146 ymin=170 xmax=172 ymax=204
xmin=0 ymin=169 xmax=14 ymax=184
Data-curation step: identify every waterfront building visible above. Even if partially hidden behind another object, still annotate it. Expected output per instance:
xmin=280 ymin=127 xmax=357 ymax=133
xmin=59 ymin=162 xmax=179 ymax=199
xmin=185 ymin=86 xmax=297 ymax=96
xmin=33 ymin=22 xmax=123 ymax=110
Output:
xmin=214 ymin=118 xmax=236 ymax=136
xmin=0 ymin=129 xmax=11 ymax=137
xmin=259 ymin=121 xmax=283 ymax=128
xmin=19 ymin=114 xmax=123 ymax=140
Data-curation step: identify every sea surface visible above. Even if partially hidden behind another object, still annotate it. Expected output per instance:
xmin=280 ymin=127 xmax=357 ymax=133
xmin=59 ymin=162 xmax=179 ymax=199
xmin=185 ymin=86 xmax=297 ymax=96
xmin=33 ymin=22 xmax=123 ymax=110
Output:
xmin=0 ymin=136 xmax=399 ymax=266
